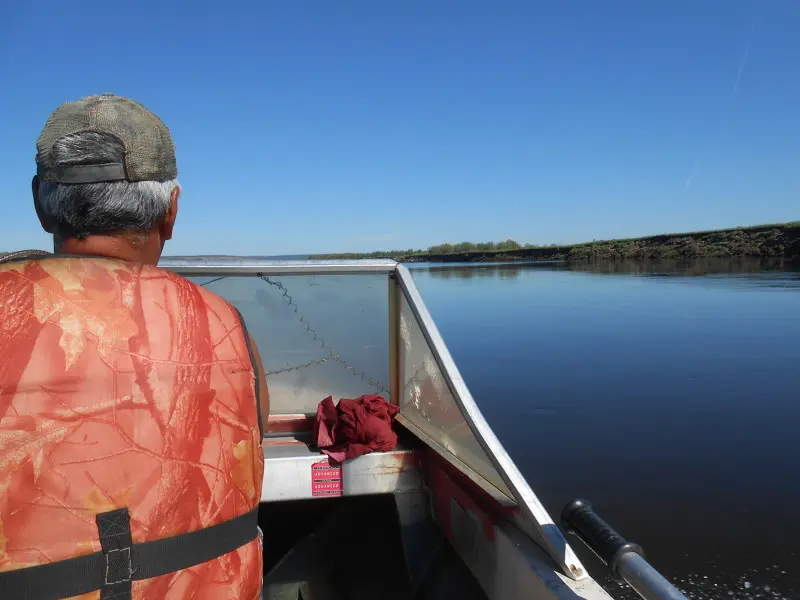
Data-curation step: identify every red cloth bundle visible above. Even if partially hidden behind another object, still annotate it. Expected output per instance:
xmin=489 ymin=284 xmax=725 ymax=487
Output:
xmin=312 ymin=395 xmax=401 ymax=462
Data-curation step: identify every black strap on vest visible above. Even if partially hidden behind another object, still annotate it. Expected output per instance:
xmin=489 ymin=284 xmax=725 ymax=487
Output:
xmin=0 ymin=507 xmax=259 ymax=600
xmin=97 ymin=508 xmax=135 ymax=600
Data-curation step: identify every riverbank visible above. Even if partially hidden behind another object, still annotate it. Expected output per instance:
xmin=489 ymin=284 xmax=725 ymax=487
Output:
xmin=314 ymin=222 xmax=800 ymax=263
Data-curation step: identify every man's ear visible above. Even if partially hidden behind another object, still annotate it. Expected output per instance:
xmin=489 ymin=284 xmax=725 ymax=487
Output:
xmin=160 ymin=184 xmax=180 ymax=241
xmin=32 ymin=176 xmax=54 ymax=234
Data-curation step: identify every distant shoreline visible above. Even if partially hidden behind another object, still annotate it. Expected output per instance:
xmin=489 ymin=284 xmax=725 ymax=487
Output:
xmin=7 ymin=223 xmax=797 ymax=265
xmin=313 ymin=222 xmax=800 ymax=263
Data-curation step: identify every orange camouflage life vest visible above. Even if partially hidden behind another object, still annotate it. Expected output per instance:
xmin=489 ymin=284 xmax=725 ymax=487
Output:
xmin=0 ymin=256 xmax=264 ymax=600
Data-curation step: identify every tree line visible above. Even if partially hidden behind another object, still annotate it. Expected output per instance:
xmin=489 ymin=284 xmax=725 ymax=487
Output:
xmin=428 ymin=239 xmax=522 ymax=254
xmin=314 ymin=239 xmax=562 ymax=259
xmin=313 ymin=222 xmax=800 ymax=260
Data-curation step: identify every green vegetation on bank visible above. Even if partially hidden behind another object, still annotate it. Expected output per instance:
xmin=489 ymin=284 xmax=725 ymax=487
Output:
xmin=313 ymin=239 xmax=532 ymax=260
xmin=313 ymin=222 xmax=800 ymax=262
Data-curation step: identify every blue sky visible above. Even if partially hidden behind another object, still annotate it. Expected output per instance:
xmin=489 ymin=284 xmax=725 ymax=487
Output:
xmin=1 ymin=0 xmax=798 ymax=256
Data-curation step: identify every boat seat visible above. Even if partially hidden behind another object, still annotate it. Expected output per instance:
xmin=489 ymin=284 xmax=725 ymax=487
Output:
xmin=260 ymin=437 xmax=423 ymax=502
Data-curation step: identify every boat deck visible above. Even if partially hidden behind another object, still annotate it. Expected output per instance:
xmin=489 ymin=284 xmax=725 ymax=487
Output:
xmin=259 ymin=490 xmax=489 ymax=600
xmin=259 ymin=421 xmax=490 ymax=599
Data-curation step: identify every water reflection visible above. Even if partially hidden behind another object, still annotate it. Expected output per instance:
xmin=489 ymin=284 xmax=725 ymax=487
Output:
xmin=420 ymin=263 xmax=528 ymax=280
xmin=416 ymin=257 xmax=800 ymax=282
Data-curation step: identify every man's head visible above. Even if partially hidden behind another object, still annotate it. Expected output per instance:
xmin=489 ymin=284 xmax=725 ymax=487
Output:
xmin=33 ymin=94 xmax=180 ymax=264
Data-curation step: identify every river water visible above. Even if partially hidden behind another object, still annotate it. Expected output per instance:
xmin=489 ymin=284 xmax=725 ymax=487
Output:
xmin=407 ymin=259 xmax=799 ymax=600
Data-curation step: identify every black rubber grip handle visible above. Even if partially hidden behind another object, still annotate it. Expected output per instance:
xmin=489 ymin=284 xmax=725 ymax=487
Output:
xmin=561 ymin=499 xmax=644 ymax=576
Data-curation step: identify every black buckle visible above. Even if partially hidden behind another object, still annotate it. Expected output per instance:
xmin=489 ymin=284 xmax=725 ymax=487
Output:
xmin=105 ymin=546 xmax=133 ymax=585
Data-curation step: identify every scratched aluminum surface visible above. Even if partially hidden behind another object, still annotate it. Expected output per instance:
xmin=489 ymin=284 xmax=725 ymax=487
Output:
xmin=260 ymin=441 xmax=421 ymax=501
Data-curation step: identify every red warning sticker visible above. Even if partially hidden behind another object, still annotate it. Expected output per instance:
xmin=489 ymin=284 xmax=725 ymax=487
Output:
xmin=311 ymin=458 xmax=343 ymax=497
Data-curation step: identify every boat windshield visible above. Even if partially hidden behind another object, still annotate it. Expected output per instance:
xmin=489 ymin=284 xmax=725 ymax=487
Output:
xmin=180 ymin=261 xmax=514 ymax=499
xmin=191 ymin=271 xmax=392 ymax=414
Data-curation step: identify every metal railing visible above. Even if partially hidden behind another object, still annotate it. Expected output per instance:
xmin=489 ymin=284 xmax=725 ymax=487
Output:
xmin=160 ymin=257 xmax=589 ymax=582
xmin=161 ymin=257 xmax=398 ymax=276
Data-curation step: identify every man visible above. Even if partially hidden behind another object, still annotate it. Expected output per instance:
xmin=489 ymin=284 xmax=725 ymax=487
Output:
xmin=0 ymin=94 xmax=267 ymax=600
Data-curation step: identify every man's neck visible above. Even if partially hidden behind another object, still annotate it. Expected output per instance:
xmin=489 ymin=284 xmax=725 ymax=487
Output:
xmin=57 ymin=233 xmax=162 ymax=265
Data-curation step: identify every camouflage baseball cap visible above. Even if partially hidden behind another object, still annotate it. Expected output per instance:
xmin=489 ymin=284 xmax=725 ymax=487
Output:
xmin=36 ymin=93 xmax=177 ymax=184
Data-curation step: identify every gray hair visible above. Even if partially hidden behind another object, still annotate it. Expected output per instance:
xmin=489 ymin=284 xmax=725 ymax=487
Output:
xmin=37 ymin=131 xmax=178 ymax=243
